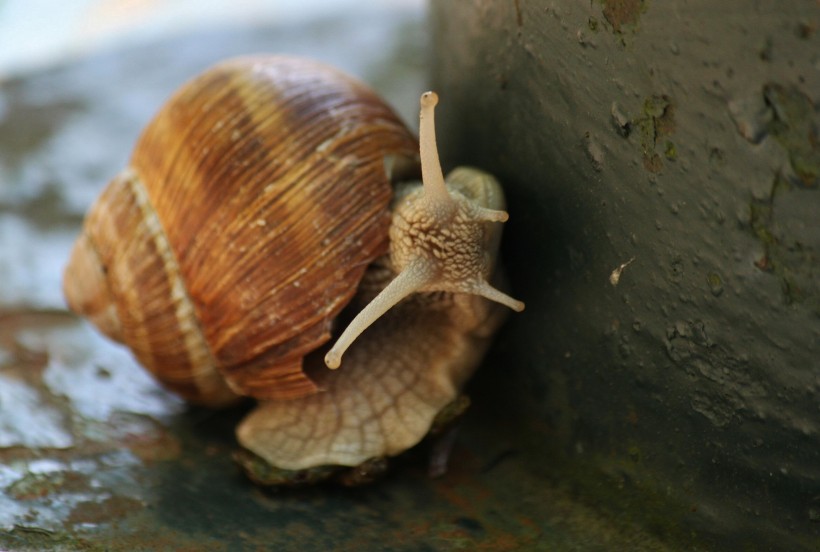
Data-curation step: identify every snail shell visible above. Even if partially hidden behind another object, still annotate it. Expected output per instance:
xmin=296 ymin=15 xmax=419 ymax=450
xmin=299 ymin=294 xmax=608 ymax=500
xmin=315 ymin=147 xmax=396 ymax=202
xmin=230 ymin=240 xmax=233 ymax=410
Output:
xmin=63 ymin=56 xmax=418 ymax=405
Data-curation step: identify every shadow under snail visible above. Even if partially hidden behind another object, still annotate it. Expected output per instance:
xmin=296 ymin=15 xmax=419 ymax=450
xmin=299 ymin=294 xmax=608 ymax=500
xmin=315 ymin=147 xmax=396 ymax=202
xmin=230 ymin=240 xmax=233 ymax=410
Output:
xmin=63 ymin=55 xmax=524 ymax=486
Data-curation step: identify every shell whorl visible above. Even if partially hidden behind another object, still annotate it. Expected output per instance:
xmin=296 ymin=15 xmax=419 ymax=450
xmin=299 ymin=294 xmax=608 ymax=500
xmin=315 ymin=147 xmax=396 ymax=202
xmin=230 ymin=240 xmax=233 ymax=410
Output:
xmin=63 ymin=56 xmax=419 ymax=403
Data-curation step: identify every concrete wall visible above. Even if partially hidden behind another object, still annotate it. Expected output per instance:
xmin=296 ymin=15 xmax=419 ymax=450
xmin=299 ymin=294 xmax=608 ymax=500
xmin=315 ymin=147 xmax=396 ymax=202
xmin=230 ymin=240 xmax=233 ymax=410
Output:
xmin=430 ymin=1 xmax=819 ymax=549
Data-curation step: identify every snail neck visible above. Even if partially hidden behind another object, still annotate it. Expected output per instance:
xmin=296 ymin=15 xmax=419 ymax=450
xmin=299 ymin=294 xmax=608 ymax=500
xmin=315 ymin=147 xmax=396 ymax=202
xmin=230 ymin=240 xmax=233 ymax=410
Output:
xmin=323 ymin=92 xmax=524 ymax=370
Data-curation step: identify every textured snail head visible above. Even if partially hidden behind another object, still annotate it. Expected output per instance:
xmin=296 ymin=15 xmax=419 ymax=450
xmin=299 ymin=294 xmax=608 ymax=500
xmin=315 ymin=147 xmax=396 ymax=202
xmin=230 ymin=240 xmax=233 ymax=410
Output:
xmin=324 ymin=91 xmax=525 ymax=369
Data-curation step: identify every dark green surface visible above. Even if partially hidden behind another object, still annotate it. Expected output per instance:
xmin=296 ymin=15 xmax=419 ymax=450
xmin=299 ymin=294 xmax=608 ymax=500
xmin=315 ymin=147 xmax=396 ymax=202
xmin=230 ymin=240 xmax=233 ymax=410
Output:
xmin=431 ymin=1 xmax=819 ymax=551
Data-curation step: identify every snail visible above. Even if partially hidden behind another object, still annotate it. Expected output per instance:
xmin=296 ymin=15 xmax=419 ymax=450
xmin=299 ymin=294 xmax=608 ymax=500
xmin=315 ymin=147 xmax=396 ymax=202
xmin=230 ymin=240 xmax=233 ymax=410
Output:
xmin=63 ymin=55 xmax=524 ymax=485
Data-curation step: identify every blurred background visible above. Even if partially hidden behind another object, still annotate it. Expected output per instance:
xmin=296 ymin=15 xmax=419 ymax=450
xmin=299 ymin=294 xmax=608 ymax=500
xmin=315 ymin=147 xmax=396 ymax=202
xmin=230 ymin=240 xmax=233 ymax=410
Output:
xmin=0 ymin=0 xmax=428 ymax=310
xmin=0 ymin=0 xmax=424 ymax=76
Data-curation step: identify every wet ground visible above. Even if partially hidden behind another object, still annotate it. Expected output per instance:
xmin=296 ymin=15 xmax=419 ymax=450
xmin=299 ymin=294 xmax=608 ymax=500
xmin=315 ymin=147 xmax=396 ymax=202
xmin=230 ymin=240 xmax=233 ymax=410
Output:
xmin=0 ymin=10 xmax=679 ymax=552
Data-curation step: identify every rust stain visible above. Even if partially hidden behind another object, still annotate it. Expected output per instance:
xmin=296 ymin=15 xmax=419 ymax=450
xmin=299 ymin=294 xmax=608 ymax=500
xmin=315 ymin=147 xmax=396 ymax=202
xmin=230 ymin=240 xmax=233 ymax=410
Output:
xmin=66 ymin=495 xmax=145 ymax=526
xmin=601 ymin=0 xmax=647 ymax=33
xmin=120 ymin=426 xmax=183 ymax=463
xmin=7 ymin=471 xmax=90 ymax=501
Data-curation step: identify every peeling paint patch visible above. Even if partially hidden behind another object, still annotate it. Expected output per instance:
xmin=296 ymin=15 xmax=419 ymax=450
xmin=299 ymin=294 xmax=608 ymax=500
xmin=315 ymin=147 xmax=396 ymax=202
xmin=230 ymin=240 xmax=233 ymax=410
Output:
xmin=732 ymin=83 xmax=819 ymax=311
xmin=728 ymin=94 xmax=772 ymax=145
xmin=763 ymin=83 xmax=819 ymax=188
xmin=665 ymin=321 xmax=777 ymax=430
xmin=749 ymin=174 xmax=819 ymax=313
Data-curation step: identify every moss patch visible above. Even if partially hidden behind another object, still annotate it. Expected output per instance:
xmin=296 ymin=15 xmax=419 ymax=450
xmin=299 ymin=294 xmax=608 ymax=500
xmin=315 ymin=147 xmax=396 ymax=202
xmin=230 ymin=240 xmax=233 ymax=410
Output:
xmin=633 ymin=95 xmax=677 ymax=173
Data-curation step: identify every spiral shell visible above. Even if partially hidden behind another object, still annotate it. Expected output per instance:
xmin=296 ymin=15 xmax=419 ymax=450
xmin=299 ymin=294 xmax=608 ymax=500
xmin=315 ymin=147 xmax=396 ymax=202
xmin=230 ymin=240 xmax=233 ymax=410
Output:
xmin=63 ymin=56 xmax=419 ymax=405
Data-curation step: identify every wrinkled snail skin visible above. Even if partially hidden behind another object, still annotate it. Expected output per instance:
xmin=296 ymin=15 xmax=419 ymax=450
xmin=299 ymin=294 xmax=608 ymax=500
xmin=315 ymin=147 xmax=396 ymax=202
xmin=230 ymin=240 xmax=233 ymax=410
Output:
xmin=63 ymin=55 xmax=524 ymax=485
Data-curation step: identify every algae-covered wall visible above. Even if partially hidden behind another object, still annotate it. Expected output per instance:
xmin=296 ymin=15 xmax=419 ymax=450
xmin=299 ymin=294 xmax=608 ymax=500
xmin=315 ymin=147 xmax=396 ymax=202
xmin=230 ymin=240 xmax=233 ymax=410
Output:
xmin=430 ymin=1 xmax=819 ymax=549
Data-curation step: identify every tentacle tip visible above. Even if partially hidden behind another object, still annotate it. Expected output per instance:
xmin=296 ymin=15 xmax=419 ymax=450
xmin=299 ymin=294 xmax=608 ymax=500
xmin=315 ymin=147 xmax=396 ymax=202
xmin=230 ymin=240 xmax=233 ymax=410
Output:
xmin=497 ymin=295 xmax=526 ymax=312
xmin=421 ymin=91 xmax=439 ymax=108
xmin=477 ymin=282 xmax=526 ymax=313
xmin=493 ymin=210 xmax=510 ymax=222
xmin=324 ymin=351 xmax=342 ymax=370
xmin=473 ymin=207 xmax=509 ymax=223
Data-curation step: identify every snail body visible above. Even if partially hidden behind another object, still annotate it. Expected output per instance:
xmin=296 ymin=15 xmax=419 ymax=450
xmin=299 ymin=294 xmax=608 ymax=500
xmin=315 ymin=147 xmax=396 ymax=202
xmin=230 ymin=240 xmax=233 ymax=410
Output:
xmin=237 ymin=168 xmax=512 ymax=477
xmin=63 ymin=56 xmax=523 ymax=484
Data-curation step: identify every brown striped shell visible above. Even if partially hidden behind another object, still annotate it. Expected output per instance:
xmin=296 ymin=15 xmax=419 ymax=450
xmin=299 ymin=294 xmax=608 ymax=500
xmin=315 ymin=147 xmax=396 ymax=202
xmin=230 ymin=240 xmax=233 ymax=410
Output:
xmin=63 ymin=56 xmax=419 ymax=405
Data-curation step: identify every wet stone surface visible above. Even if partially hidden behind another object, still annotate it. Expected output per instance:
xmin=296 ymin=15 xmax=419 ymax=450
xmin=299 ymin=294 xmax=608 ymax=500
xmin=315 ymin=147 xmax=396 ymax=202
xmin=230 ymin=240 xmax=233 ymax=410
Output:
xmin=0 ymin=12 xmax=675 ymax=552
xmin=0 ymin=316 xmax=673 ymax=551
